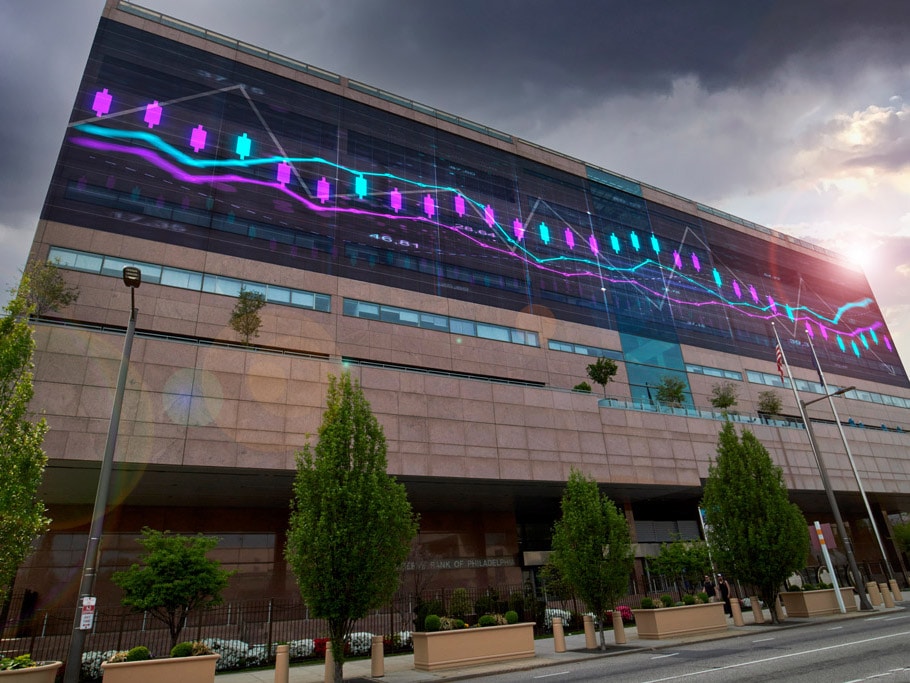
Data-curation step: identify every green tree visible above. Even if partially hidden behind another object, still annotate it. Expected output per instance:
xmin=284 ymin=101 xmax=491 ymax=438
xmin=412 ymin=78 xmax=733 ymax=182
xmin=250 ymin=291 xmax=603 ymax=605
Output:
xmin=709 ymin=382 xmax=738 ymax=413
xmin=586 ymin=357 xmax=618 ymax=398
xmin=655 ymin=375 xmax=687 ymax=408
xmin=572 ymin=381 xmax=592 ymax=393
xmin=757 ymin=390 xmax=783 ymax=417
xmin=286 ymin=372 xmax=418 ymax=682
xmin=701 ymin=422 xmax=809 ymax=624
xmin=648 ymin=538 xmax=712 ymax=594
xmin=550 ymin=468 xmax=633 ymax=649
xmin=229 ymin=288 xmax=266 ymax=345
xmin=111 ymin=528 xmax=234 ymax=648
xmin=0 ymin=285 xmax=50 ymax=607
xmin=893 ymin=520 xmax=910 ymax=555
xmin=22 ymin=259 xmax=79 ymax=316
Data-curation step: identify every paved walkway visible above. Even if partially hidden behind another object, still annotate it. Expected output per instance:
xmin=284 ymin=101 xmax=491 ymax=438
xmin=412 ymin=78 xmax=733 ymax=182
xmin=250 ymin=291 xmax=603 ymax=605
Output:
xmin=215 ymin=594 xmax=906 ymax=682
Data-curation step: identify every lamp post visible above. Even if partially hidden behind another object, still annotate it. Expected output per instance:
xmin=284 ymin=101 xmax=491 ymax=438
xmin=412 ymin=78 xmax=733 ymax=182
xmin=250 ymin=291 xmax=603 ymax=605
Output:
xmin=64 ymin=267 xmax=141 ymax=683
xmin=799 ymin=387 xmax=873 ymax=611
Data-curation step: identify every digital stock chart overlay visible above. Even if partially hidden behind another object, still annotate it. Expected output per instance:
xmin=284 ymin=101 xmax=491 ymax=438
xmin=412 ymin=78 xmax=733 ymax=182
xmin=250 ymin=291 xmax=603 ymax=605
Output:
xmin=42 ymin=19 xmax=902 ymax=385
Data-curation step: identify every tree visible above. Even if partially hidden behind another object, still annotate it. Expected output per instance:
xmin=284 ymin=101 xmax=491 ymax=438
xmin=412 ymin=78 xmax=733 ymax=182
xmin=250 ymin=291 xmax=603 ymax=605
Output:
xmin=22 ymin=259 xmax=79 ymax=316
xmin=757 ymin=390 xmax=783 ymax=417
xmin=655 ymin=375 xmax=687 ymax=408
xmin=229 ymin=288 xmax=266 ymax=344
xmin=893 ymin=520 xmax=910 ymax=556
xmin=550 ymin=468 xmax=633 ymax=650
xmin=111 ymin=528 xmax=234 ymax=648
xmin=0 ymin=282 xmax=50 ymax=607
xmin=586 ymin=357 xmax=618 ymax=398
xmin=648 ymin=538 xmax=712 ymax=595
xmin=286 ymin=372 xmax=418 ymax=682
xmin=709 ymin=382 xmax=738 ymax=413
xmin=701 ymin=422 xmax=809 ymax=624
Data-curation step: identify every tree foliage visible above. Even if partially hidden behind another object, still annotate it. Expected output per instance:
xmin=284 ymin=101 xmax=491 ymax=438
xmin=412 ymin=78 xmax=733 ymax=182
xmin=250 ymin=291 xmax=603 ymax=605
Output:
xmin=111 ymin=528 xmax=234 ymax=648
xmin=648 ymin=538 xmax=712 ymax=593
xmin=229 ymin=288 xmax=266 ymax=344
xmin=286 ymin=372 xmax=418 ymax=681
xmin=655 ymin=375 xmax=687 ymax=407
xmin=892 ymin=520 xmax=910 ymax=556
xmin=757 ymin=390 xmax=783 ymax=416
xmin=22 ymin=259 xmax=79 ymax=316
xmin=701 ymin=422 xmax=809 ymax=624
xmin=0 ymin=283 xmax=50 ymax=606
xmin=550 ymin=468 xmax=633 ymax=649
xmin=585 ymin=357 xmax=618 ymax=398
xmin=709 ymin=382 xmax=738 ymax=412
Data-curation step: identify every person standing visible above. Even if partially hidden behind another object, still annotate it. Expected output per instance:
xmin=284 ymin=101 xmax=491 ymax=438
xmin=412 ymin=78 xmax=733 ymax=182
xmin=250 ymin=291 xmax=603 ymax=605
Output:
xmin=703 ymin=574 xmax=716 ymax=602
xmin=717 ymin=574 xmax=731 ymax=615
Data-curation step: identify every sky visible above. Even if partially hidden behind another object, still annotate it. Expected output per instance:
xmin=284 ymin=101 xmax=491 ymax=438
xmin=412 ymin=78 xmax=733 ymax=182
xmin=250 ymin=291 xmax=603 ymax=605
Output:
xmin=1 ymin=0 xmax=909 ymax=369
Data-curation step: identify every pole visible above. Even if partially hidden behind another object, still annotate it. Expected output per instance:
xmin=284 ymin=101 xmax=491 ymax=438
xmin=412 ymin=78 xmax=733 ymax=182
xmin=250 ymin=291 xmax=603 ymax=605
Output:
xmin=771 ymin=324 xmax=872 ymax=610
xmin=63 ymin=294 xmax=138 ymax=683
xmin=806 ymin=336 xmax=896 ymax=583
xmin=814 ymin=522 xmax=845 ymax=613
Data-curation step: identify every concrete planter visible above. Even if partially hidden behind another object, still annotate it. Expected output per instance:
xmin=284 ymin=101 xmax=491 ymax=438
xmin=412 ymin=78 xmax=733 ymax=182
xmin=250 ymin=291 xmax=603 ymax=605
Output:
xmin=100 ymin=654 xmax=219 ymax=683
xmin=0 ymin=662 xmax=62 ymax=682
xmin=779 ymin=588 xmax=857 ymax=617
xmin=412 ymin=623 xmax=535 ymax=671
xmin=632 ymin=602 xmax=728 ymax=639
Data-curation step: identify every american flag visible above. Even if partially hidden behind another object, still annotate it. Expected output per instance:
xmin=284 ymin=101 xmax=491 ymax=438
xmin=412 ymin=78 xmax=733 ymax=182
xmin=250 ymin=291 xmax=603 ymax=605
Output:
xmin=775 ymin=343 xmax=784 ymax=382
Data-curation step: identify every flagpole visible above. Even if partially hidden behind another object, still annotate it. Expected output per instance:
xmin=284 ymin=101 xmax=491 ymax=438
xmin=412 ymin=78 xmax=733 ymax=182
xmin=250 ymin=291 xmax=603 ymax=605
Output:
xmin=806 ymin=334 xmax=896 ymax=583
xmin=771 ymin=323 xmax=872 ymax=610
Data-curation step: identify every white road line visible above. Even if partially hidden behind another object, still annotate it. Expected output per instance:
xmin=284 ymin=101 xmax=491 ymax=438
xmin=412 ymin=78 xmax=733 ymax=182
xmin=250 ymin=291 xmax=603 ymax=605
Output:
xmin=636 ymin=629 xmax=910 ymax=683
xmin=533 ymin=671 xmax=571 ymax=679
xmin=752 ymin=637 xmax=775 ymax=642
xmin=828 ymin=626 xmax=844 ymax=631
xmin=651 ymin=653 xmax=680 ymax=659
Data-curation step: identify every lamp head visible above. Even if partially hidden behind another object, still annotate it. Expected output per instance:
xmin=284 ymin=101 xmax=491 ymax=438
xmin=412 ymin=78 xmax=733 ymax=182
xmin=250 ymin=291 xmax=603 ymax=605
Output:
xmin=122 ymin=266 xmax=141 ymax=289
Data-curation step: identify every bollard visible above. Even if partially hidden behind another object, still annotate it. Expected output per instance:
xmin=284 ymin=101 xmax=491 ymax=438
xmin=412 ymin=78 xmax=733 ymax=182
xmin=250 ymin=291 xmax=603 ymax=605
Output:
xmin=750 ymin=596 xmax=764 ymax=624
xmin=370 ymin=635 xmax=384 ymax=677
xmin=324 ymin=642 xmax=334 ymax=683
xmin=774 ymin=595 xmax=786 ymax=622
xmin=583 ymin=614 xmax=597 ymax=649
xmin=888 ymin=579 xmax=903 ymax=603
xmin=612 ymin=610 xmax=626 ymax=645
xmin=730 ymin=598 xmax=744 ymax=627
xmin=866 ymin=581 xmax=883 ymax=607
xmin=274 ymin=644 xmax=289 ymax=683
xmin=880 ymin=583 xmax=895 ymax=609
xmin=552 ymin=617 xmax=566 ymax=653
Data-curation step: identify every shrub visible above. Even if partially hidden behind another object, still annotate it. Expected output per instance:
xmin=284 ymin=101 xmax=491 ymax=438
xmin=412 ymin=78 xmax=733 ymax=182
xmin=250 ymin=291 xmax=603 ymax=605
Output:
xmin=544 ymin=607 xmax=571 ymax=628
xmin=660 ymin=594 xmax=674 ymax=608
xmin=424 ymin=614 xmax=442 ymax=632
xmin=287 ymin=639 xmax=315 ymax=659
xmin=681 ymin=594 xmax=696 ymax=605
xmin=573 ymin=381 xmax=592 ymax=393
xmin=477 ymin=614 xmax=498 ymax=627
xmin=507 ymin=591 xmax=526 ymax=615
xmin=415 ymin=598 xmax=444 ymax=630
xmin=126 ymin=646 xmax=151 ymax=661
xmin=170 ymin=642 xmax=193 ymax=658
xmin=449 ymin=588 xmax=472 ymax=619
xmin=696 ymin=592 xmax=709 ymax=604
xmin=607 ymin=605 xmax=634 ymax=622
xmin=474 ymin=588 xmax=501 ymax=615
xmin=0 ymin=655 xmax=37 ymax=670
xmin=347 ymin=632 xmax=374 ymax=656
xmin=504 ymin=610 xmax=519 ymax=624
xmin=640 ymin=597 xmax=656 ymax=609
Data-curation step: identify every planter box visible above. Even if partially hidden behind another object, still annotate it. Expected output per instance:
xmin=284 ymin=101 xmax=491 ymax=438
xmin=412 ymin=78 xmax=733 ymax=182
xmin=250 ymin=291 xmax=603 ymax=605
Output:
xmin=101 ymin=654 xmax=219 ymax=683
xmin=632 ymin=602 xmax=728 ymax=640
xmin=412 ymin=623 xmax=535 ymax=671
xmin=779 ymin=588 xmax=857 ymax=617
xmin=0 ymin=662 xmax=62 ymax=682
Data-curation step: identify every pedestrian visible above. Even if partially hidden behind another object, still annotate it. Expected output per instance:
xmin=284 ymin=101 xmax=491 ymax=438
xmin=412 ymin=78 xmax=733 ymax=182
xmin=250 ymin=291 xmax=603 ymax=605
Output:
xmin=717 ymin=574 xmax=731 ymax=615
xmin=703 ymin=574 xmax=716 ymax=602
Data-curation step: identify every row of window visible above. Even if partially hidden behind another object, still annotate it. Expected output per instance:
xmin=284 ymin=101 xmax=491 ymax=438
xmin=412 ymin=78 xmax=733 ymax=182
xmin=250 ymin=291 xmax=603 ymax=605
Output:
xmin=48 ymin=247 xmax=331 ymax=312
xmin=47 ymin=248 xmax=910 ymax=409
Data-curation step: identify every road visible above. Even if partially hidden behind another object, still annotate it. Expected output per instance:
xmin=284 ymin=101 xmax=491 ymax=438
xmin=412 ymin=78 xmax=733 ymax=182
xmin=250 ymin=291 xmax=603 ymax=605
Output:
xmin=477 ymin=613 xmax=910 ymax=683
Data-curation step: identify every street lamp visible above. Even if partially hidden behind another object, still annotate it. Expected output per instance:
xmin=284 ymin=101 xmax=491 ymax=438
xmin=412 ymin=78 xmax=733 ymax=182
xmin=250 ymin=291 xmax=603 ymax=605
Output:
xmin=64 ymin=267 xmax=141 ymax=683
xmin=799 ymin=386 xmax=873 ymax=611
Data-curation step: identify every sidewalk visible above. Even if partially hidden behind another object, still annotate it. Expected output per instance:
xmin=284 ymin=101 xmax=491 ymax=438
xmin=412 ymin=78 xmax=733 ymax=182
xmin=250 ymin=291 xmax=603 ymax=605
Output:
xmin=215 ymin=594 xmax=906 ymax=683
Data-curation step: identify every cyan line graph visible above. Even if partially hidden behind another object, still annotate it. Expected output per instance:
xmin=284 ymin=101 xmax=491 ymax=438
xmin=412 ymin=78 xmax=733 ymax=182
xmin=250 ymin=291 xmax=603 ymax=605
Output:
xmin=71 ymin=113 xmax=892 ymax=359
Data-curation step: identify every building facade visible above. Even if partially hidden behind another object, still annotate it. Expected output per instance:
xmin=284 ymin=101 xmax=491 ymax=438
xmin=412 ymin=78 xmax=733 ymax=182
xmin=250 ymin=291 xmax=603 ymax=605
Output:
xmin=12 ymin=0 xmax=910 ymax=614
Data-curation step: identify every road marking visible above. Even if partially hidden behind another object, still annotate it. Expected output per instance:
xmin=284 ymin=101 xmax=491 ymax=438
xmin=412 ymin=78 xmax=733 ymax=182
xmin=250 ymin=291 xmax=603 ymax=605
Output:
xmin=828 ymin=626 xmax=843 ymax=631
xmin=651 ymin=653 xmax=680 ymax=659
xmin=752 ymin=637 xmax=775 ymax=642
xmin=636 ymin=629 xmax=910 ymax=683
xmin=533 ymin=671 xmax=571 ymax=678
